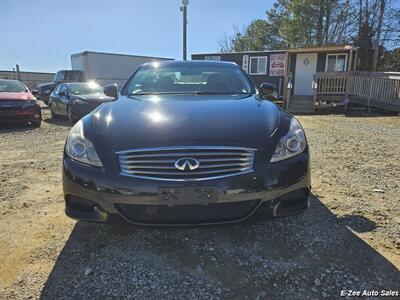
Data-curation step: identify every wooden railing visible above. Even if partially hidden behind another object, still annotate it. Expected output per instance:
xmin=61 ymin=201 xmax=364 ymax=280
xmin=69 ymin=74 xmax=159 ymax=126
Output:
xmin=314 ymin=72 xmax=347 ymax=95
xmin=313 ymin=71 xmax=400 ymax=112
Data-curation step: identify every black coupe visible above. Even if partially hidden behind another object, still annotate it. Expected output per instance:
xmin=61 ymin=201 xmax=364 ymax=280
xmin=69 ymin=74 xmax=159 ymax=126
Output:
xmin=49 ymin=82 xmax=113 ymax=123
xmin=62 ymin=61 xmax=311 ymax=226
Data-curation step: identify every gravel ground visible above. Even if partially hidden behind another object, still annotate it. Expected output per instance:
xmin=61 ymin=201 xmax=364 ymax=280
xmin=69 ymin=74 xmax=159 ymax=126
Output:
xmin=0 ymin=106 xmax=399 ymax=299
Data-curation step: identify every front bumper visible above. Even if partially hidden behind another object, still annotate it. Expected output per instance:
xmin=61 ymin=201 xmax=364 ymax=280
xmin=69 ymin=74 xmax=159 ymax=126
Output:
xmin=0 ymin=105 xmax=41 ymax=123
xmin=62 ymin=151 xmax=311 ymax=226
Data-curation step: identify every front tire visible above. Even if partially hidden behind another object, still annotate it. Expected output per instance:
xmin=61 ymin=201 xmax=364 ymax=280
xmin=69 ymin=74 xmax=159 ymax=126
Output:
xmin=67 ymin=105 xmax=76 ymax=124
xmin=31 ymin=120 xmax=41 ymax=128
xmin=50 ymin=103 xmax=57 ymax=119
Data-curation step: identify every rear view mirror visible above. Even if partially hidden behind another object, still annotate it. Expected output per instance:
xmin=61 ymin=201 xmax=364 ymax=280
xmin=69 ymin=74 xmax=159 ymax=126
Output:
xmin=260 ymin=82 xmax=277 ymax=99
xmin=58 ymin=91 xmax=66 ymax=97
xmin=31 ymin=90 xmax=38 ymax=97
xmin=104 ymin=83 xmax=118 ymax=99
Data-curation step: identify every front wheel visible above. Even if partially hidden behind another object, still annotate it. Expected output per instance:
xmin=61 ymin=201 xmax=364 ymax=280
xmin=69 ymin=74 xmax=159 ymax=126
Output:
xmin=31 ymin=120 xmax=41 ymax=128
xmin=67 ymin=105 xmax=76 ymax=124
xmin=50 ymin=103 xmax=57 ymax=119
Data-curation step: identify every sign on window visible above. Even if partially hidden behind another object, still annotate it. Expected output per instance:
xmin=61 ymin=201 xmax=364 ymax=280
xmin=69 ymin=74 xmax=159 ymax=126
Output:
xmin=269 ymin=54 xmax=286 ymax=77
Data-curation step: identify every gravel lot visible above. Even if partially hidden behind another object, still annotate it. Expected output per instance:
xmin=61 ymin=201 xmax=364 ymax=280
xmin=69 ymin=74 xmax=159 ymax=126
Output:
xmin=0 ymin=106 xmax=399 ymax=299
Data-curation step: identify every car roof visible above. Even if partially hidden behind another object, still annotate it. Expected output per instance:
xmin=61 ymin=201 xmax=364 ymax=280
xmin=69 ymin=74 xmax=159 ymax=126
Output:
xmin=141 ymin=60 xmax=238 ymax=68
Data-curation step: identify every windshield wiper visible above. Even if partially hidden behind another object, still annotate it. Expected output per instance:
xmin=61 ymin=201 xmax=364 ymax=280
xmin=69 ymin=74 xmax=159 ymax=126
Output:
xmin=129 ymin=91 xmax=189 ymax=96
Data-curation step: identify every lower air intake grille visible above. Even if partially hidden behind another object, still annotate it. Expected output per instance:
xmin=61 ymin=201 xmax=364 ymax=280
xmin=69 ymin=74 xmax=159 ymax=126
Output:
xmin=114 ymin=200 xmax=260 ymax=225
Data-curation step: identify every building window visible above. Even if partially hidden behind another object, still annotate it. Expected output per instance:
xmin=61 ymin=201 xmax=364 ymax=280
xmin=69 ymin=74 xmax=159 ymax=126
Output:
xmin=249 ymin=57 xmax=267 ymax=75
xmin=205 ymin=55 xmax=221 ymax=61
xmin=326 ymin=54 xmax=347 ymax=72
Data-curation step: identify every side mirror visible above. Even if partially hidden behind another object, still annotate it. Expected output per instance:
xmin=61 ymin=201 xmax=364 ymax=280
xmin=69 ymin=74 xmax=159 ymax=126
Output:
xmin=31 ymin=90 xmax=38 ymax=97
xmin=259 ymin=82 xmax=277 ymax=99
xmin=58 ymin=91 xmax=66 ymax=97
xmin=104 ymin=83 xmax=118 ymax=99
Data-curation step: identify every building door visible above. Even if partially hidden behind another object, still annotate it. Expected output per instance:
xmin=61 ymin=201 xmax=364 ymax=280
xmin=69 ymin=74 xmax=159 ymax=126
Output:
xmin=294 ymin=53 xmax=318 ymax=96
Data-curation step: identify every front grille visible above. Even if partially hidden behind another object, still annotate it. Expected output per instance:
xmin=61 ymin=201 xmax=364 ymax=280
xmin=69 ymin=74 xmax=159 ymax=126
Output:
xmin=0 ymin=101 xmax=25 ymax=108
xmin=117 ymin=146 xmax=257 ymax=181
xmin=114 ymin=200 xmax=260 ymax=225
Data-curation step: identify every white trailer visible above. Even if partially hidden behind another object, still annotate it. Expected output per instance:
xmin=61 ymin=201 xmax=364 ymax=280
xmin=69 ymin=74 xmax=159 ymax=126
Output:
xmin=71 ymin=51 xmax=172 ymax=86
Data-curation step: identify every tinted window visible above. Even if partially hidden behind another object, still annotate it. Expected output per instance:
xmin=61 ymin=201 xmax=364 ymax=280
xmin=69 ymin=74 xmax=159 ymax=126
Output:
xmin=53 ymin=84 xmax=62 ymax=95
xmin=0 ymin=80 xmax=27 ymax=92
xmin=54 ymin=71 xmax=82 ymax=81
xmin=124 ymin=63 xmax=255 ymax=95
xmin=59 ymin=84 xmax=68 ymax=94
xmin=69 ymin=83 xmax=103 ymax=95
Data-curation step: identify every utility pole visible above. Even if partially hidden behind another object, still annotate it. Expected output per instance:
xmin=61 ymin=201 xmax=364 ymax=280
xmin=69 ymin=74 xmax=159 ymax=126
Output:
xmin=181 ymin=0 xmax=188 ymax=61
xmin=15 ymin=64 xmax=21 ymax=80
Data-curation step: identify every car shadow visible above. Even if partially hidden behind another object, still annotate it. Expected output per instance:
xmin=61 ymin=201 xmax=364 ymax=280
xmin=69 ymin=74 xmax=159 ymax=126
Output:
xmin=43 ymin=117 xmax=71 ymax=127
xmin=337 ymin=214 xmax=377 ymax=233
xmin=0 ymin=122 xmax=38 ymax=133
xmin=39 ymin=194 xmax=399 ymax=299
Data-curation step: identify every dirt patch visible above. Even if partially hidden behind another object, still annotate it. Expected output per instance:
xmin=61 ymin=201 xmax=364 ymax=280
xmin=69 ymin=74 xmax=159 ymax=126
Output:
xmin=0 ymin=107 xmax=399 ymax=299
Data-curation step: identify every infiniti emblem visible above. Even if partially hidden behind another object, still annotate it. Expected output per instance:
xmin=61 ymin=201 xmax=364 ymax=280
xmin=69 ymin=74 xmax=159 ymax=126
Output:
xmin=174 ymin=157 xmax=200 ymax=171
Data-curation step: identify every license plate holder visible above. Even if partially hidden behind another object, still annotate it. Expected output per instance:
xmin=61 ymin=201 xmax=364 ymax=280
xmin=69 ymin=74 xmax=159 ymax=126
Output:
xmin=158 ymin=186 xmax=217 ymax=206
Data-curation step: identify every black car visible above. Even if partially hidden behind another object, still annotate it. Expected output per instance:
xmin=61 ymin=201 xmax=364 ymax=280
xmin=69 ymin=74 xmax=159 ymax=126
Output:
xmin=62 ymin=61 xmax=310 ymax=226
xmin=49 ymin=82 xmax=113 ymax=123
xmin=37 ymin=70 xmax=84 ymax=104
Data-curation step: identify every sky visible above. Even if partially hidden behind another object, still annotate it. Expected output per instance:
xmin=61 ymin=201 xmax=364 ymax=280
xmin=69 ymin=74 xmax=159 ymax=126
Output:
xmin=0 ymin=0 xmax=274 ymax=73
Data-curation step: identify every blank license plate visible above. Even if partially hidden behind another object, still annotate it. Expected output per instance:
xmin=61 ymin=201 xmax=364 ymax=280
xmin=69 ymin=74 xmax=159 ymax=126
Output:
xmin=158 ymin=187 xmax=217 ymax=206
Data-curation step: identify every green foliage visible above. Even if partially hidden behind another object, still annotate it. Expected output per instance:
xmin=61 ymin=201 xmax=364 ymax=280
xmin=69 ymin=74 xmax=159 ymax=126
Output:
xmin=378 ymin=48 xmax=400 ymax=72
xmin=353 ymin=22 xmax=374 ymax=71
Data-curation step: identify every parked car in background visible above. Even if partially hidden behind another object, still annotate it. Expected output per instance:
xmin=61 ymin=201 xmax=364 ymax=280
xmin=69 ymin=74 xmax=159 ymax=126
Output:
xmin=0 ymin=79 xmax=41 ymax=127
xmin=62 ymin=61 xmax=310 ymax=226
xmin=49 ymin=82 xmax=113 ymax=123
xmin=36 ymin=70 xmax=84 ymax=104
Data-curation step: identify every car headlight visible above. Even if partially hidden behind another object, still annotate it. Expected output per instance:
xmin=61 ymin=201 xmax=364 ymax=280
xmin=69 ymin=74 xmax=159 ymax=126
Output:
xmin=22 ymin=100 xmax=37 ymax=108
xmin=270 ymin=117 xmax=307 ymax=162
xmin=65 ymin=120 xmax=103 ymax=167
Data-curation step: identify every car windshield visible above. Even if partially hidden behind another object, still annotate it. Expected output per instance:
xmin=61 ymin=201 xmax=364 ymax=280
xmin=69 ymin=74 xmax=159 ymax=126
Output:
xmin=54 ymin=71 xmax=82 ymax=81
xmin=69 ymin=83 xmax=103 ymax=95
xmin=0 ymin=80 xmax=27 ymax=92
xmin=124 ymin=63 xmax=255 ymax=95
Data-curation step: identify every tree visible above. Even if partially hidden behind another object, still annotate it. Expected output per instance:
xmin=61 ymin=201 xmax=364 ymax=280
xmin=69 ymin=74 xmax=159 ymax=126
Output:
xmin=218 ymin=0 xmax=400 ymax=71
xmin=378 ymin=48 xmax=400 ymax=71
xmin=353 ymin=21 xmax=374 ymax=70
xmin=217 ymin=19 xmax=286 ymax=52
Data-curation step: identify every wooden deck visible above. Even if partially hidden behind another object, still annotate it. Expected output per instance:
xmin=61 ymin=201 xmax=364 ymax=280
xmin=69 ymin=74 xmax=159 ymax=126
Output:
xmin=284 ymin=71 xmax=400 ymax=113
xmin=313 ymin=71 xmax=400 ymax=113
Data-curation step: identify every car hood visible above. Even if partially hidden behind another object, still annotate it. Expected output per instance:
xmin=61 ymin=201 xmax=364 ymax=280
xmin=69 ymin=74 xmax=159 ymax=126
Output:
xmin=73 ymin=94 xmax=114 ymax=104
xmin=37 ymin=81 xmax=59 ymax=89
xmin=0 ymin=92 xmax=35 ymax=101
xmin=87 ymin=94 xmax=281 ymax=151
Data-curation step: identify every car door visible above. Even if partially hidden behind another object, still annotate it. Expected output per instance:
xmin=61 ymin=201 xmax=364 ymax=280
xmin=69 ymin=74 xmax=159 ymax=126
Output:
xmin=50 ymin=84 xmax=62 ymax=113
xmin=58 ymin=84 xmax=69 ymax=116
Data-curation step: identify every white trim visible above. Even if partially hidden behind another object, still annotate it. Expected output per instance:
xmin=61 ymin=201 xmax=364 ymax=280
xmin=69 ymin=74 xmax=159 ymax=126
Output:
xmin=325 ymin=53 xmax=348 ymax=72
xmin=249 ymin=56 xmax=268 ymax=75
xmin=242 ymin=55 xmax=249 ymax=73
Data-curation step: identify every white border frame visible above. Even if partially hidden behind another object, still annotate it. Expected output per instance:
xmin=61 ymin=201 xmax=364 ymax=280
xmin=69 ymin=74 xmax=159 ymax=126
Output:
xmin=249 ymin=56 xmax=268 ymax=75
xmin=325 ymin=53 xmax=348 ymax=72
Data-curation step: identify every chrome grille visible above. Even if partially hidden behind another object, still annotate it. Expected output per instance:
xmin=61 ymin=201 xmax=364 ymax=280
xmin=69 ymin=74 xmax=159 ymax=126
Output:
xmin=117 ymin=146 xmax=257 ymax=181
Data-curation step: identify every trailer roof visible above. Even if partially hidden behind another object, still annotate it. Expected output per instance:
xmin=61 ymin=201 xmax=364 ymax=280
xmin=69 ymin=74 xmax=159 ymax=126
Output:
xmin=191 ymin=49 xmax=286 ymax=56
xmin=71 ymin=50 xmax=174 ymax=60
xmin=287 ymin=45 xmax=356 ymax=53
